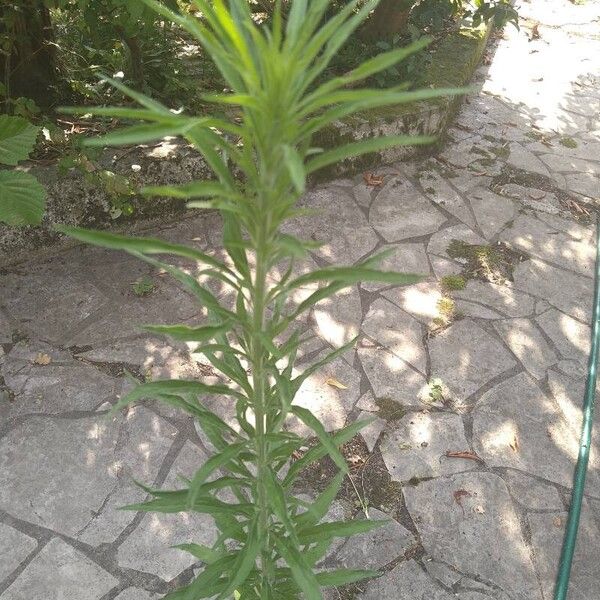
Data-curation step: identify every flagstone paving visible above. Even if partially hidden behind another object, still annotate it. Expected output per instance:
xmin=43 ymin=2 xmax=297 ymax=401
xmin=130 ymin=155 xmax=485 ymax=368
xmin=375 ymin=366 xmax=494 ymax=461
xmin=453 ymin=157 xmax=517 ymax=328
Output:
xmin=1 ymin=1 xmax=600 ymax=598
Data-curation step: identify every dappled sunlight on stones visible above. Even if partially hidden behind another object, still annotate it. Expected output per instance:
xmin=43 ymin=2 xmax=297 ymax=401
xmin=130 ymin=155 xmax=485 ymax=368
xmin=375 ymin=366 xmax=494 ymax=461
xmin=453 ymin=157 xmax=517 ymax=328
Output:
xmin=498 ymin=183 xmax=564 ymax=216
xmin=0 ymin=523 xmax=36 ymax=582
xmin=358 ymin=345 xmax=427 ymax=408
xmin=287 ymin=353 xmax=361 ymax=436
xmin=536 ymin=308 xmax=590 ymax=365
xmin=472 ymin=373 xmax=600 ymax=493
xmin=313 ymin=285 xmax=361 ymax=348
xmin=502 ymin=470 xmax=563 ymax=511
xmin=361 ymin=298 xmax=426 ymax=373
xmin=357 ymin=559 xmax=455 ymax=600
xmin=357 ymin=411 xmax=386 ymax=452
xmin=0 ymin=407 xmax=176 ymax=541
xmin=513 ymin=259 xmax=593 ymax=324
xmin=117 ymin=441 xmax=219 ymax=581
xmin=1 ymin=538 xmax=117 ymax=600
xmin=501 ymin=214 xmax=595 ymax=277
xmin=404 ymin=472 xmax=542 ymax=600
xmin=454 ymin=281 xmax=535 ymax=318
xmin=428 ymin=319 xmax=516 ymax=405
xmin=360 ymin=242 xmax=430 ymax=292
xmin=281 ymin=186 xmax=378 ymax=264
xmin=369 ymin=177 xmax=446 ymax=242
xmin=547 ymin=363 xmax=600 ymax=460
xmin=381 ymin=412 xmax=473 ymax=482
xmin=528 ymin=502 xmax=600 ymax=600
xmin=493 ymin=318 xmax=557 ymax=379
xmin=329 ymin=508 xmax=416 ymax=571
xmin=381 ymin=281 xmax=443 ymax=324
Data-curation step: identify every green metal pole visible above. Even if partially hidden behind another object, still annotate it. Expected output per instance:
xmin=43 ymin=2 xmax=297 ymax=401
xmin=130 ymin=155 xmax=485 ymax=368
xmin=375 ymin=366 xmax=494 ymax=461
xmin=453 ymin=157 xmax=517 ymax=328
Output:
xmin=553 ymin=222 xmax=600 ymax=600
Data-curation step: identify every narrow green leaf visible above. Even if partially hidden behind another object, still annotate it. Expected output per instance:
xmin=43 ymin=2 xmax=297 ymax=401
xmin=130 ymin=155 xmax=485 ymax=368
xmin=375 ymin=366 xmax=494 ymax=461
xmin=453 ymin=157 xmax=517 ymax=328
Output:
xmin=306 ymin=135 xmax=436 ymax=173
xmin=284 ymin=418 xmax=374 ymax=487
xmin=84 ymin=122 xmax=192 ymax=147
xmin=295 ymin=471 xmax=344 ymax=527
xmin=141 ymin=181 xmax=231 ymax=199
xmin=288 ymin=266 xmax=423 ymax=289
xmin=282 ymin=144 xmax=306 ymax=194
xmin=315 ymin=568 xmax=381 ymax=587
xmin=298 ymin=518 xmax=387 ymax=544
xmin=55 ymin=226 xmax=234 ymax=273
xmin=113 ymin=379 xmax=245 ymax=412
xmin=96 ymin=73 xmax=172 ymax=114
xmin=265 ymin=468 xmax=299 ymax=543
xmin=143 ymin=323 xmax=232 ymax=342
xmin=58 ymin=106 xmax=181 ymax=123
xmin=274 ymin=533 xmax=323 ymax=600
xmin=188 ymin=442 xmax=248 ymax=507
xmin=291 ymin=406 xmax=347 ymax=473
xmin=121 ymin=492 xmax=254 ymax=516
xmin=216 ymin=517 xmax=262 ymax=599
xmin=173 ymin=542 xmax=223 ymax=564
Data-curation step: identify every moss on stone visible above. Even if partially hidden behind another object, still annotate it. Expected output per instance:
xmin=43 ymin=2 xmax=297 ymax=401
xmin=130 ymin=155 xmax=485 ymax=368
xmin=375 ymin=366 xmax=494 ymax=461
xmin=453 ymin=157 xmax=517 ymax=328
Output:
xmin=559 ymin=136 xmax=578 ymax=148
xmin=375 ymin=397 xmax=407 ymax=421
xmin=441 ymin=274 xmax=466 ymax=291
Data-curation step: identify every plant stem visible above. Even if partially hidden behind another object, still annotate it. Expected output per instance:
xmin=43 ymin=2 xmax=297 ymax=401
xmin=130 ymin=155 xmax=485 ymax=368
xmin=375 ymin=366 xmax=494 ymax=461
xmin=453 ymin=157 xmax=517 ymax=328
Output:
xmin=250 ymin=217 xmax=275 ymax=594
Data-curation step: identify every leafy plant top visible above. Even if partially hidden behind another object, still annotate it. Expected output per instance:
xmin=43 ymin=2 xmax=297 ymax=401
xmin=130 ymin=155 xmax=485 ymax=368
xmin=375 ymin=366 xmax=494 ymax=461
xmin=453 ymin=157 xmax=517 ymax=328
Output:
xmin=58 ymin=0 xmax=459 ymax=597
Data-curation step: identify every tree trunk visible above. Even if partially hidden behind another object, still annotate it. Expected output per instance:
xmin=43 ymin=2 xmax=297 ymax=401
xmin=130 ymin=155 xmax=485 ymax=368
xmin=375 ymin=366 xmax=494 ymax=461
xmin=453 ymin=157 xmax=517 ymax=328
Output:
xmin=114 ymin=25 xmax=145 ymax=91
xmin=0 ymin=1 xmax=59 ymax=108
xmin=362 ymin=0 xmax=414 ymax=39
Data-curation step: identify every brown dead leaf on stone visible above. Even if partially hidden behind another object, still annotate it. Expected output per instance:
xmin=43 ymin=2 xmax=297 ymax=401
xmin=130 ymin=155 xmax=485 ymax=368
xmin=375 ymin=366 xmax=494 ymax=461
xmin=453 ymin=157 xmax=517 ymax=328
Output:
xmin=363 ymin=172 xmax=384 ymax=187
xmin=326 ymin=377 xmax=348 ymax=390
xmin=563 ymin=198 xmax=591 ymax=217
xmin=445 ymin=450 xmax=482 ymax=462
xmin=34 ymin=353 xmax=52 ymax=365
xmin=453 ymin=489 xmax=472 ymax=515
xmin=553 ymin=516 xmax=563 ymax=528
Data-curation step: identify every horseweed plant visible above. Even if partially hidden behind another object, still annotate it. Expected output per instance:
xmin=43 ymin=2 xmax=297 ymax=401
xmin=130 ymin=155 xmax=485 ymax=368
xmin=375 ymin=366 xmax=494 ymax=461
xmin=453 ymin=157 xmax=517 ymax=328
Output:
xmin=58 ymin=0 xmax=460 ymax=597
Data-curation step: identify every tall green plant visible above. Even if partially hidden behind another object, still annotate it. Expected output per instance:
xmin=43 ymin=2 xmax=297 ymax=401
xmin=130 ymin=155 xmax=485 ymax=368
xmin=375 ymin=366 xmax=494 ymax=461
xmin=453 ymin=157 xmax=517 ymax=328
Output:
xmin=59 ymin=1 xmax=461 ymax=597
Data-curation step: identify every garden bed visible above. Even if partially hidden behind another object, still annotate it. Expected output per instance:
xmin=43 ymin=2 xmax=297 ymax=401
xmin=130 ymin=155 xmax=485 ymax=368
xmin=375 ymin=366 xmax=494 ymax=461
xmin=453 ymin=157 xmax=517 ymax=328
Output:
xmin=0 ymin=22 xmax=492 ymax=266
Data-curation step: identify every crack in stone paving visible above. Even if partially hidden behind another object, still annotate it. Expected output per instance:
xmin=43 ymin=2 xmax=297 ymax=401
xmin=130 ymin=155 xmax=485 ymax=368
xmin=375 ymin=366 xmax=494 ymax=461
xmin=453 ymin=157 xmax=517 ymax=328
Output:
xmin=2 ymin=1 xmax=600 ymax=597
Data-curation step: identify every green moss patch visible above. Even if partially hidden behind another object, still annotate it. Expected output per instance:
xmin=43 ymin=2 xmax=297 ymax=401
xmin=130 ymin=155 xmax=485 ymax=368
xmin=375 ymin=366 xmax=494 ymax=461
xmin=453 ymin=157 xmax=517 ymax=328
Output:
xmin=447 ymin=239 xmax=522 ymax=284
xmin=441 ymin=274 xmax=466 ymax=291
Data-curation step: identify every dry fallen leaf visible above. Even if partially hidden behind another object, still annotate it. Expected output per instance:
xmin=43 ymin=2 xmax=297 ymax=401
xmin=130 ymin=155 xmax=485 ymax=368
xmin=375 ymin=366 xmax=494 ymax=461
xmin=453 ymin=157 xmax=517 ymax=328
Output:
xmin=363 ymin=172 xmax=384 ymax=187
xmin=453 ymin=489 xmax=472 ymax=515
xmin=553 ymin=516 xmax=563 ymax=528
xmin=326 ymin=377 xmax=348 ymax=390
xmin=34 ymin=353 xmax=52 ymax=365
xmin=445 ymin=450 xmax=482 ymax=462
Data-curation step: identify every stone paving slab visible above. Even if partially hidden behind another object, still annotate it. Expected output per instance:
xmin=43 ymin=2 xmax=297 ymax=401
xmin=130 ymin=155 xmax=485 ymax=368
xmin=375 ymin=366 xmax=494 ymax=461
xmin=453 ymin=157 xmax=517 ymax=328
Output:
xmin=1 ymin=1 xmax=599 ymax=597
